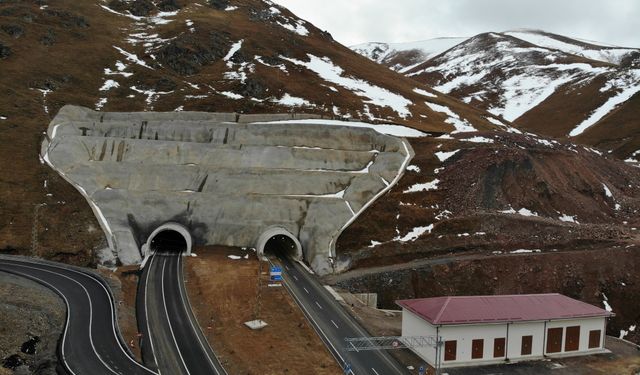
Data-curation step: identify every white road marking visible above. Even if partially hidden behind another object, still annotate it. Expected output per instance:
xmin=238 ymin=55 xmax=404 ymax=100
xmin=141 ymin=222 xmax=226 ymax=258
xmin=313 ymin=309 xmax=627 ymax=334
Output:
xmin=315 ymin=301 xmax=323 ymax=309
xmin=331 ymin=320 xmax=339 ymax=329
xmin=350 ymin=342 xmax=360 ymax=353
xmin=371 ymin=368 xmax=380 ymax=375
xmin=161 ymin=258 xmax=191 ymax=375
xmin=304 ymin=287 xmax=309 ymax=294
xmin=293 ymin=275 xmax=299 ymax=281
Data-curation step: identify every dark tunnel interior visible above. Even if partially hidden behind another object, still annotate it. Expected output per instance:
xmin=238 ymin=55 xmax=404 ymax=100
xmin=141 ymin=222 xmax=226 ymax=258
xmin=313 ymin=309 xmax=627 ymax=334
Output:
xmin=150 ymin=230 xmax=187 ymax=254
xmin=263 ymin=234 xmax=298 ymax=259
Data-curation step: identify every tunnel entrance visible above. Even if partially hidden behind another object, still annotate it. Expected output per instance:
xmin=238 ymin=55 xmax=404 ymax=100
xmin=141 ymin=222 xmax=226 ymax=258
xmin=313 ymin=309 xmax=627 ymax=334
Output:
xmin=150 ymin=230 xmax=187 ymax=254
xmin=264 ymin=235 xmax=298 ymax=259
xmin=256 ymin=227 xmax=303 ymax=260
xmin=143 ymin=222 xmax=193 ymax=257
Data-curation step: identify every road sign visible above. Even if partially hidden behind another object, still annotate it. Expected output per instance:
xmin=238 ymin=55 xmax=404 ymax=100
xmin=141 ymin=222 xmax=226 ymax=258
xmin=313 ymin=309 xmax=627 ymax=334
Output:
xmin=419 ymin=365 xmax=425 ymax=375
xmin=270 ymin=274 xmax=283 ymax=281
xmin=343 ymin=363 xmax=352 ymax=374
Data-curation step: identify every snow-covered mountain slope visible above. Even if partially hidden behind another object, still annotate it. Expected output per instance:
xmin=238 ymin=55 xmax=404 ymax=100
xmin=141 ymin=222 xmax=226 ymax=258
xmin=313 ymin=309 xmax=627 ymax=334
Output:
xmin=353 ymin=31 xmax=640 ymax=159
xmin=351 ymin=37 xmax=467 ymax=73
xmin=503 ymin=29 xmax=638 ymax=65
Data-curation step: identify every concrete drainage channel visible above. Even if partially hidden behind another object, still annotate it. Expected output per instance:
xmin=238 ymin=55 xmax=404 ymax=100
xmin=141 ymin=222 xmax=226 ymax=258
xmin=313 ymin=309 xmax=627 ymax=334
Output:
xmin=41 ymin=105 xmax=415 ymax=275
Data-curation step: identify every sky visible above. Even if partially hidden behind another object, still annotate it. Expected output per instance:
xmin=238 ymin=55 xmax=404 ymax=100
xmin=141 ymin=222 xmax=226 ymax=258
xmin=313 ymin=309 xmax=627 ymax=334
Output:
xmin=272 ymin=0 xmax=640 ymax=48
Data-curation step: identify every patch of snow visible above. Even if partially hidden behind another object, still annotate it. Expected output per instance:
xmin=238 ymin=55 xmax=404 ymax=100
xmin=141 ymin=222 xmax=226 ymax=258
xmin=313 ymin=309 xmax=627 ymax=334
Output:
xmin=368 ymin=240 xmax=382 ymax=248
xmin=435 ymin=150 xmax=460 ymax=162
xmin=130 ymin=86 xmax=173 ymax=108
xmin=510 ymin=249 xmax=541 ymax=254
xmin=114 ymin=46 xmax=153 ymax=69
xmin=602 ymin=293 xmax=613 ymax=312
xmin=95 ymin=98 xmax=108 ymax=110
xmin=219 ymin=91 xmax=243 ymax=100
xmin=569 ymin=83 xmax=640 ymax=137
xmin=0 ymin=116 xmax=6 ymax=120
xmin=255 ymin=55 xmax=288 ymax=73
xmin=486 ymin=117 xmax=505 ymax=127
xmin=281 ymin=54 xmax=413 ymax=118
xmin=404 ymin=179 xmax=440 ymax=193
xmin=250 ymin=118 xmax=427 ymax=138
xmin=406 ymin=165 xmax=421 ymax=173
xmin=558 ymin=214 xmax=578 ymax=223
xmin=425 ymin=102 xmax=476 ymax=133
xmin=413 ymin=88 xmax=437 ymax=98
xmin=462 ymin=136 xmax=495 ymax=144
xmin=99 ymin=80 xmax=120 ymax=91
xmin=228 ymin=255 xmax=242 ymax=260
xmin=225 ymin=5 xmax=238 ymax=11
xmin=517 ymin=208 xmax=538 ymax=217
xmin=603 ymin=184 xmax=614 ymax=198
xmin=273 ymin=93 xmax=311 ymax=107
xmin=398 ymin=225 xmax=434 ymax=242
xmin=224 ymin=40 xmax=244 ymax=62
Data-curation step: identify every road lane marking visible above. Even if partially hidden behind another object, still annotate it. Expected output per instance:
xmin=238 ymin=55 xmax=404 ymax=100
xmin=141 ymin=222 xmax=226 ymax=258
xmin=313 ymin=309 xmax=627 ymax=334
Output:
xmin=293 ymin=275 xmax=299 ymax=281
xmin=331 ymin=320 xmax=339 ymax=329
xmin=350 ymin=342 xmax=360 ymax=353
xmin=161 ymin=258 xmax=191 ymax=375
xmin=371 ymin=368 xmax=380 ymax=375
xmin=304 ymin=287 xmax=309 ymax=294
xmin=175 ymin=254 xmax=225 ymax=375
xmin=315 ymin=301 xmax=323 ymax=309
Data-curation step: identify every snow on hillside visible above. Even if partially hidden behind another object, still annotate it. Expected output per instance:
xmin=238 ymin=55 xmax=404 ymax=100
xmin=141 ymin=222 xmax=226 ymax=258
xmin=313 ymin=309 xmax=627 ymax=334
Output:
xmin=504 ymin=30 xmax=638 ymax=65
xmin=351 ymin=37 xmax=467 ymax=73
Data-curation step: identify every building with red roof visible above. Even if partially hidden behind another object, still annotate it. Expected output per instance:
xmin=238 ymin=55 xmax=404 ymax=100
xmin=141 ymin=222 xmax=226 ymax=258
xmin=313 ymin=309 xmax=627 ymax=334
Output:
xmin=396 ymin=294 xmax=613 ymax=368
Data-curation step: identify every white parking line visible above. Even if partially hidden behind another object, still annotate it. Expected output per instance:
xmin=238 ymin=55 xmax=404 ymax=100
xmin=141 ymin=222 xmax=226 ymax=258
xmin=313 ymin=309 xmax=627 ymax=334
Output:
xmin=331 ymin=320 xmax=339 ymax=329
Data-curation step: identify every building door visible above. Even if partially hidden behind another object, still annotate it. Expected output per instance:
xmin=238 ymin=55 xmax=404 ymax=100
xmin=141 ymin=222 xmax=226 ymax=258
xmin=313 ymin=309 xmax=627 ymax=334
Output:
xmin=472 ymin=339 xmax=484 ymax=359
xmin=444 ymin=340 xmax=457 ymax=361
xmin=589 ymin=330 xmax=601 ymax=349
xmin=565 ymin=326 xmax=580 ymax=351
xmin=493 ymin=337 xmax=505 ymax=358
xmin=521 ymin=335 xmax=533 ymax=355
xmin=546 ymin=327 xmax=563 ymax=353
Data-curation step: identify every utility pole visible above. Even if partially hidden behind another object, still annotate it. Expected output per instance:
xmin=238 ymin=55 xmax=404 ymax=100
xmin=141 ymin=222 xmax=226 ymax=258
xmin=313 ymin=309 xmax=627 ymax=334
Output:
xmin=253 ymin=257 xmax=263 ymax=320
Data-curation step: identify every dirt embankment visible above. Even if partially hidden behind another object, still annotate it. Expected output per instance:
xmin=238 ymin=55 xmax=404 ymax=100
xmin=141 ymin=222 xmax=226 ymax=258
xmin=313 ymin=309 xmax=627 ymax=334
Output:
xmin=0 ymin=272 xmax=64 ymax=375
xmin=337 ymin=131 xmax=640 ymax=269
xmin=333 ymin=247 xmax=640 ymax=345
xmin=185 ymin=246 xmax=340 ymax=374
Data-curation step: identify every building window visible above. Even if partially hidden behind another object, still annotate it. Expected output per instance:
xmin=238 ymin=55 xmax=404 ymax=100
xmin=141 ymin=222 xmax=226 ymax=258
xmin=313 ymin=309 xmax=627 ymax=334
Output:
xmin=444 ymin=340 xmax=457 ymax=361
xmin=589 ymin=330 xmax=601 ymax=349
xmin=521 ymin=335 xmax=533 ymax=355
xmin=546 ymin=327 xmax=563 ymax=353
xmin=472 ymin=339 xmax=484 ymax=359
xmin=564 ymin=326 xmax=580 ymax=352
xmin=493 ymin=337 xmax=506 ymax=358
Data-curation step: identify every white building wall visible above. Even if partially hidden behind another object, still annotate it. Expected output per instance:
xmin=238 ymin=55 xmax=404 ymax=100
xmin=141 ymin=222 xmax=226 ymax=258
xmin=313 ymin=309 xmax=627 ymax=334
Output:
xmin=401 ymin=308 xmax=437 ymax=365
xmin=546 ymin=317 xmax=606 ymax=354
xmin=400 ymin=309 xmax=608 ymax=368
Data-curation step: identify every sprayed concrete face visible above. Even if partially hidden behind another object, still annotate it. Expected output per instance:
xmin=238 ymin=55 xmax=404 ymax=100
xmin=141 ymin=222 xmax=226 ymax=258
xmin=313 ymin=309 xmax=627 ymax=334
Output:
xmin=41 ymin=106 xmax=414 ymax=274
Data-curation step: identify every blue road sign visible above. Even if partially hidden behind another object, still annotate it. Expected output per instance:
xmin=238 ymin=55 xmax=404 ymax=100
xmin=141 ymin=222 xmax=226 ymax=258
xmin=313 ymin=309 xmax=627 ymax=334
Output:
xmin=343 ymin=363 xmax=352 ymax=374
xmin=270 ymin=266 xmax=282 ymax=273
xmin=271 ymin=274 xmax=283 ymax=281
xmin=419 ymin=365 xmax=425 ymax=375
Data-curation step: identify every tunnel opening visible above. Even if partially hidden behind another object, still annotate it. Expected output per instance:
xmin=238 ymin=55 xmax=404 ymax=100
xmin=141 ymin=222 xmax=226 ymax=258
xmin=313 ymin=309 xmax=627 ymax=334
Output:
xmin=256 ymin=227 xmax=303 ymax=261
xmin=264 ymin=234 xmax=298 ymax=260
xmin=149 ymin=230 xmax=187 ymax=254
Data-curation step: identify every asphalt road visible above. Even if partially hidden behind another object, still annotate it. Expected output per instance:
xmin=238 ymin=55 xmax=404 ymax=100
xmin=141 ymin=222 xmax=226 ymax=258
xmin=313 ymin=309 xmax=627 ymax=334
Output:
xmin=140 ymin=252 xmax=227 ymax=375
xmin=0 ymin=256 xmax=156 ymax=375
xmin=271 ymin=254 xmax=408 ymax=375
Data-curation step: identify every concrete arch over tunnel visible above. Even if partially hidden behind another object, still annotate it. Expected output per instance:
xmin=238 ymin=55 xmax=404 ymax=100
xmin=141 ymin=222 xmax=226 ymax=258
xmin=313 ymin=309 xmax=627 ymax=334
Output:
xmin=256 ymin=227 xmax=303 ymax=261
xmin=144 ymin=222 xmax=192 ymax=256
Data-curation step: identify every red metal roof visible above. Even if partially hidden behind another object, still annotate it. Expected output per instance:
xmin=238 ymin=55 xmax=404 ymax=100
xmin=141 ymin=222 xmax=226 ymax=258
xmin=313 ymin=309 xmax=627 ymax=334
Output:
xmin=396 ymin=294 xmax=612 ymax=325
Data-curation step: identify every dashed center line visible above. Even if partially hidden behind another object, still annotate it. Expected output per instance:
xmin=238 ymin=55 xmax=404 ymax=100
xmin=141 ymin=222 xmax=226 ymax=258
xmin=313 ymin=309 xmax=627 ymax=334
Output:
xmin=293 ymin=275 xmax=299 ymax=281
xmin=371 ymin=368 xmax=380 ymax=375
xmin=315 ymin=301 xmax=323 ymax=309
xmin=304 ymin=287 xmax=310 ymax=294
xmin=331 ymin=320 xmax=339 ymax=329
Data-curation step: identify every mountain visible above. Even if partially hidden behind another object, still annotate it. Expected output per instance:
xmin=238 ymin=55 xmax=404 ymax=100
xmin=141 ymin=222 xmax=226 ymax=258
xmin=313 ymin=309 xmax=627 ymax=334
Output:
xmin=351 ymin=37 xmax=466 ymax=73
xmin=0 ymin=0 xmax=502 ymax=262
xmin=353 ymin=30 xmax=640 ymax=160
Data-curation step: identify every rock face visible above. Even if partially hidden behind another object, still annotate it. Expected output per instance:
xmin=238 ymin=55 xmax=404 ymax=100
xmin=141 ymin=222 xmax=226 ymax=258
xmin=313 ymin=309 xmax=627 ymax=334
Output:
xmin=41 ymin=106 xmax=413 ymax=274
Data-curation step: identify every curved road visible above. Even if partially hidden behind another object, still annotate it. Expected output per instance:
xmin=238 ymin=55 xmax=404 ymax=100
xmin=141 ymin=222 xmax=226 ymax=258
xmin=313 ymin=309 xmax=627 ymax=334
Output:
xmin=0 ymin=256 xmax=157 ymax=375
xmin=139 ymin=252 xmax=227 ymax=375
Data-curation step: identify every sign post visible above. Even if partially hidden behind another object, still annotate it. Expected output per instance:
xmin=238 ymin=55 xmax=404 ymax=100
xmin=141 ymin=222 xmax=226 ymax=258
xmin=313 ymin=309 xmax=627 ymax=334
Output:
xmin=269 ymin=265 xmax=283 ymax=286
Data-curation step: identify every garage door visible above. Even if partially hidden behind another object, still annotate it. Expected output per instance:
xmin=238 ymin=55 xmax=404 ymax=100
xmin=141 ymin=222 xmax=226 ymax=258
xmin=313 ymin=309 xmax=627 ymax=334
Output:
xmin=546 ymin=327 xmax=563 ymax=353
xmin=565 ymin=326 xmax=580 ymax=352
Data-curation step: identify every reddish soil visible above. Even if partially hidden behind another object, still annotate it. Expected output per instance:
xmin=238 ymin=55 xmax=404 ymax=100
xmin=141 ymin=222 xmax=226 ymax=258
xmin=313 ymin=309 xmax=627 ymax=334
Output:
xmin=184 ymin=246 xmax=340 ymax=374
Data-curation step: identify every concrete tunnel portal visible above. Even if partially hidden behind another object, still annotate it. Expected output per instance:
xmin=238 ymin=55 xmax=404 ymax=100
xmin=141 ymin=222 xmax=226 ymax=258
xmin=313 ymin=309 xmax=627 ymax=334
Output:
xmin=256 ymin=228 xmax=303 ymax=261
xmin=145 ymin=222 xmax=193 ymax=256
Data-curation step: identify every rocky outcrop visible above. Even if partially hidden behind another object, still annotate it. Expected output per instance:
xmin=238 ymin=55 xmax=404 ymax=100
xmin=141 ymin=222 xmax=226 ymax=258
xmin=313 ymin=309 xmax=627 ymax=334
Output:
xmin=41 ymin=106 xmax=413 ymax=274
